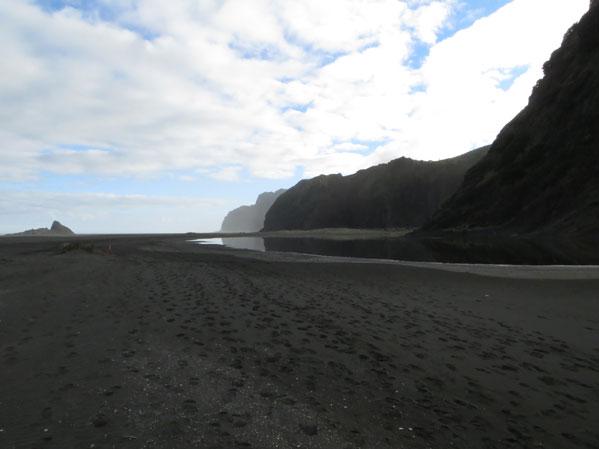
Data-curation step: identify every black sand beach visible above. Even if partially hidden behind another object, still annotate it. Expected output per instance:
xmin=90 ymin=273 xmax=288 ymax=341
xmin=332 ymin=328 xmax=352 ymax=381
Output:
xmin=1 ymin=235 xmax=598 ymax=448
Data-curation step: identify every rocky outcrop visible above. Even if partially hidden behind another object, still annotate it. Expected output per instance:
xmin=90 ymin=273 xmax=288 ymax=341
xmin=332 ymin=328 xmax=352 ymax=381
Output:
xmin=50 ymin=221 xmax=74 ymax=235
xmin=8 ymin=221 xmax=75 ymax=236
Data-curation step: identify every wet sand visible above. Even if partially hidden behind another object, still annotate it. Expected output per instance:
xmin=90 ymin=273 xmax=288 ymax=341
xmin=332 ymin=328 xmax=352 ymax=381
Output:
xmin=0 ymin=235 xmax=598 ymax=448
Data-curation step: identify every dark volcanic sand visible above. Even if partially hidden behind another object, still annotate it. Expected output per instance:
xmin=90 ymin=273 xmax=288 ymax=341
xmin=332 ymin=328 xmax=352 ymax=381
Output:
xmin=0 ymin=236 xmax=598 ymax=449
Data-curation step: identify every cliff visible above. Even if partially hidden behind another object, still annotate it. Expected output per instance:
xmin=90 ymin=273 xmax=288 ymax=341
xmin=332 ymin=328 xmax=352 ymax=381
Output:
xmin=263 ymin=148 xmax=488 ymax=231
xmin=427 ymin=4 xmax=599 ymax=235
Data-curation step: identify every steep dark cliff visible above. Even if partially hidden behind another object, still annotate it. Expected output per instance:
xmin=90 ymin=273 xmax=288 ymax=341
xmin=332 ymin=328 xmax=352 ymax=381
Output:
xmin=263 ymin=148 xmax=488 ymax=231
xmin=221 ymin=189 xmax=286 ymax=232
xmin=427 ymin=4 xmax=599 ymax=235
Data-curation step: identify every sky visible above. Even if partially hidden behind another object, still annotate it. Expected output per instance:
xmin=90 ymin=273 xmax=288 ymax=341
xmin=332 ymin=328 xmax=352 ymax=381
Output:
xmin=0 ymin=0 xmax=590 ymax=233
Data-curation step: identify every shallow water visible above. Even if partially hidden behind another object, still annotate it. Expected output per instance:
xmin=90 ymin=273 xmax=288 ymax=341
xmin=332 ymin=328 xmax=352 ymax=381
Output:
xmin=192 ymin=235 xmax=599 ymax=265
xmin=195 ymin=237 xmax=265 ymax=252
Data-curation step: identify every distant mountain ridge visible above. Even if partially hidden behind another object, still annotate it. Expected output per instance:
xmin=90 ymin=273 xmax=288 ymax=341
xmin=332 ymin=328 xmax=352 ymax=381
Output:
xmin=7 ymin=221 xmax=75 ymax=236
xmin=427 ymin=3 xmax=599 ymax=235
xmin=263 ymin=148 xmax=488 ymax=231
xmin=221 ymin=189 xmax=286 ymax=232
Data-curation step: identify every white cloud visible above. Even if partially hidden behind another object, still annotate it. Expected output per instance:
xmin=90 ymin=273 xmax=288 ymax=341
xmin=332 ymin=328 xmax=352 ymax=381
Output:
xmin=367 ymin=0 xmax=589 ymax=163
xmin=0 ymin=190 xmax=230 ymax=234
xmin=405 ymin=1 xmax=454 ymax=44
xmin=209 ymin=166 xmax=243 ymax=182
xmin=0 ymin=0 xmax=590 ymax=185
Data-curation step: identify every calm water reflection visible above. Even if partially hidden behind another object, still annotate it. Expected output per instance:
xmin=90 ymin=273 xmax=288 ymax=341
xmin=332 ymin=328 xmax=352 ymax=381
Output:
xmin=194 ymin=235 xmax=599 ymax=265
xmin=193 ymin=238 xmax=265 ymax=251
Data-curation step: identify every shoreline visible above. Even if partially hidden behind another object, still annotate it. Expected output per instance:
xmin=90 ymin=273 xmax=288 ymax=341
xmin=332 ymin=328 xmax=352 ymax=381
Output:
xmin=3 ymin=232 xmax=599 ymax=277
xmin=187 ymin=236 xmax=599 ymax=277
xmin=204 ymin=246 xmax=599 ymax=280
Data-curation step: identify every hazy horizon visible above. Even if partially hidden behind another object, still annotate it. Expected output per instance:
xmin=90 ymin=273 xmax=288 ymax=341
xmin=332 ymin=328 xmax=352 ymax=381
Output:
xmin=1 ymin=0 xmax=589 ymax=234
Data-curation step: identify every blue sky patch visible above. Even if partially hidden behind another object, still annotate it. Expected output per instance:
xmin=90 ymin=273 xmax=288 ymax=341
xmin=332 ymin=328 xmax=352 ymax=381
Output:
xmin=56 ymin=143 xmax=113 ymax=152
xmin=282 ymin=29 xmax=350 ymax=67
xmin=282 ymin=102 xmax=313 ymax=113
xmin=351 ymin=139 xmax=388 ymax=154
xmin=229 ymin=40 xmax=284 ymax=61
xmin=497 ymin=65 xmax=529 ymax=90
xmin=34 ymin=0 xmax=160 ymax=40
xmin=406 ymin=40 xmax=431 ymax=70
xmin=438 ymin=0 xmax=512 ymax=42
